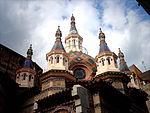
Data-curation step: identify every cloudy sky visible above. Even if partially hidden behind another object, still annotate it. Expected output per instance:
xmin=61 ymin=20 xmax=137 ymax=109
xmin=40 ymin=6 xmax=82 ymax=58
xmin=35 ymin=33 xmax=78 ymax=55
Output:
xmin=0 ymin=0 xmax=150 ymax=72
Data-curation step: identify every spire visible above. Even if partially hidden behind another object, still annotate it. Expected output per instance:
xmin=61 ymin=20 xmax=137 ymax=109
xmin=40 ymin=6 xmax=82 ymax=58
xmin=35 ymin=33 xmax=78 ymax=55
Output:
xmin=98 ymin=28 xmax=110 ymax=54
xmin=69 ymin=14 xmax=78 ymax=35
xmin=118 ymin=48 xmax=130 ymax=72
xmin=23 ymin=44 xmax=33 ymax=68
xmin=50 ymin=26 xmax=66 ymax=53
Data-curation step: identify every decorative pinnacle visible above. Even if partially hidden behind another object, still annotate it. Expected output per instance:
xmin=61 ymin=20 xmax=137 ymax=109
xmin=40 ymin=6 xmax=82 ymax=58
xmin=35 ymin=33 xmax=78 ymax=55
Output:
xmin=118 ymin=48 xmax=124 ymax=58
xmin=27 ymin=44 xmax=33 ymax=59
xmin=100 ymin=28 xmax=102 ymax=33
xmin=55 ymin=26 xmax=62 ymax=38
xmin=118 ymin=48 xmax=121 ymax=53
xmin=71 ymin=14 xmax=75 ymax=21
xmin=99 ymin=28 xmax=105 ymax=40
xmin=71 ymin=14 xmax=75 ymax=25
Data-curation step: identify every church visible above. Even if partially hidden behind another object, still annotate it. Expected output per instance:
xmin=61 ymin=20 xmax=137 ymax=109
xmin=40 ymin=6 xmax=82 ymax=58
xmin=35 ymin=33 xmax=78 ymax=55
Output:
xmin=0 ymin=15 xmax=149 ymax=113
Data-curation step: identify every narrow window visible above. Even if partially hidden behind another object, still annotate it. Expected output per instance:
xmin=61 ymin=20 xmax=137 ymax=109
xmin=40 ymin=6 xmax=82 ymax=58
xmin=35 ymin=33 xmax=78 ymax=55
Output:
xmin=63 ymin=58 xmax=65 ymax=65
xmin=57 ymin=56 xmax=59 ymax=63
xmin=23 ymin=73 xmax=26 ymax=80
xmin=101 ymin=59 xmax=104 ymax=66
xmin=29 ymin=75 xmax=31 ymax=81
xmin=74 ymin=40 xmax=76 ymax=48
xmin=17 ymin=74 xmax=20 ymax=78
xmin=69 ymin=40 xmax=71 ymax=48
xmin=51 ymin=57 xmax=53 ymax=64
xmin=78 ymin=41 xmax=80 ymax=49
xmin=114 ymin=59 xmax=117 ymax=64
xmin=107 ymin=58 xmax=110 ymax=65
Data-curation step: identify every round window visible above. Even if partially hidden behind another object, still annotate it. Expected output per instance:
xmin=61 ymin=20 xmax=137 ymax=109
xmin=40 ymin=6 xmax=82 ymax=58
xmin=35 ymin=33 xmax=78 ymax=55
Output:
xmin=74 ymin=68 xmax=86 ymax=80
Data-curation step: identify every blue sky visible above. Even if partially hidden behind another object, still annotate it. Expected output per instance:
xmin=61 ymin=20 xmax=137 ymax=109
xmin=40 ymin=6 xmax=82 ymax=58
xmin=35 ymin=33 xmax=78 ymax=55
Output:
xmin=0 ymin=0 xmax=150 ymax=72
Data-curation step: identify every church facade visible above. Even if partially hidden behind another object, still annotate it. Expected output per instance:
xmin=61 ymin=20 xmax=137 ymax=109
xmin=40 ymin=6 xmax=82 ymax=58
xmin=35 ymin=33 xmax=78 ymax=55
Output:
xmin=1 ymin=15 xmax=148 ymax=113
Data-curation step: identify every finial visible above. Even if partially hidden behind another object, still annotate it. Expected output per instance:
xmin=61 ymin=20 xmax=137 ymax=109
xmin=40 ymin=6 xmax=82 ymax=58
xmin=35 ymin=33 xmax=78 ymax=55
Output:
xmin=71 ymin=14 xmax=75 ymax=20
xmin=118 ymin=48 xmax=121 ymax=52
xmin=99 ymin=28 xmax=105 ymax=39
xmin=30 ymin=44 xmax=32 ymax=49
xmin=55 ymin=26 xmax=62 ymax=38
xmin=71 ymin=14 xmax=75 ymax=25
xmin=118 ymin=48 xmax=122 ymax=53
xmin=27 ymin=44 xmax=33 ymax=59
xmin=100 ymin=28 xmax=102 ymax=33
xmin=118 ymin=48 xmax=124 ymax=58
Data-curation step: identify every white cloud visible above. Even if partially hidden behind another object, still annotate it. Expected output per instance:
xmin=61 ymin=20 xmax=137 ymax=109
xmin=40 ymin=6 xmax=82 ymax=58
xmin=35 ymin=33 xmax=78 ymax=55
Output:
xmin=99 ymin=0 xmax=150 ymax=71
xmin=101 ymin=0 xmax=127 ymax=29
xmin=11 ymin=0 xmax=101 ymax=69
xmin=0 ymin=0 xmax=150 ymax=72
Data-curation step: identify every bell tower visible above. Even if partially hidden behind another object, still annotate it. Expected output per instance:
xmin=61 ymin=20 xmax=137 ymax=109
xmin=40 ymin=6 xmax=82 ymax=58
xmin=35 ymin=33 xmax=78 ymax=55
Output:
xmin=65 ymin=14 xmax=83 ymax=53
xmin=16 ymin=44 xmax=36 ymax=88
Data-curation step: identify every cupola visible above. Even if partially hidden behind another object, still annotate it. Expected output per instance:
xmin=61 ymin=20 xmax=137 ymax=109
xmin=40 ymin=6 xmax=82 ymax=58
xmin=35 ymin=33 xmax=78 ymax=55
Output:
xmin=65 ymin=14 xmax=83 ymax=53
xmin=16 ymin=44 xmax=36 ymax=88
xmin=95 ymin=28 xmax=120 ymax=75
xmin=44 ymin=26 xmax=69 ymax=72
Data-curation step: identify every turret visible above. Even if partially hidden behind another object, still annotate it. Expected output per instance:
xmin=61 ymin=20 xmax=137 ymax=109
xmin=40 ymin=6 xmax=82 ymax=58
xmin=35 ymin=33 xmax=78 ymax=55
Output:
xmin=118 ymin=48 xmax=131 ymax=73
xmin=44 ymin=26 xmax=68 ymax=72
xmin=118 ymin=48 xmax=139 ymax=89
xmin=94 ymin=29 xmax=130 ymax=94
xmin=16 ymin=44 xmax=36 ymax=88
xmin=95 ymin=28 xmax=119 ymax=75
xmin=65 ymin=14 xmax=83 ymax=53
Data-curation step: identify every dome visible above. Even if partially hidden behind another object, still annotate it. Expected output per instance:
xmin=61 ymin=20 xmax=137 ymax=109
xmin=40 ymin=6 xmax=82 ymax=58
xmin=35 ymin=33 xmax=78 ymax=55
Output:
xmin=68 ymin=51 xmax=97 ymax=80
xmin=23 ymin=59 xmax=33 ymax=68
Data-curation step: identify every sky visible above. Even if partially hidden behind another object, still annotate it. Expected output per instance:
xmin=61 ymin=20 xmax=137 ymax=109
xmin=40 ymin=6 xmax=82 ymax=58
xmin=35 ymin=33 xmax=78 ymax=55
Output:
xmin=0 ymin=0 xmax=150 ymax=72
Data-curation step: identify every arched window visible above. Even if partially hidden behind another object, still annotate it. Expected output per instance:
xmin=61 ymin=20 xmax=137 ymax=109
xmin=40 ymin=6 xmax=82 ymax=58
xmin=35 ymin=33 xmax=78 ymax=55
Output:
xmin=78 ymin=41 xmax=80 ymax=49
xmin=114 ymin=59 xmax=117 ymax=64
xmin=17 ymin=74 xmax=20 ymax=78
xmin=101 ymin=59 xmax=104 ymax=66
xmin=74 ymin=39 xmax=76 ymax=48
xmin=23 ymin=73 xmax=26 ymax=80
xmin=107 ymin=58 xmax=110 ymax=65
xmin=51 ymin=57 xmax=53 ymax=64
xmin=69 ymin=40 xmax=71 ymax=48
xmin=29 ymin=75 xmax=31 ymax=81
xmin=57 ymin=56 xmax=59 ymax=63
xmin=63 ymin=58 xmax=65 ymax=65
